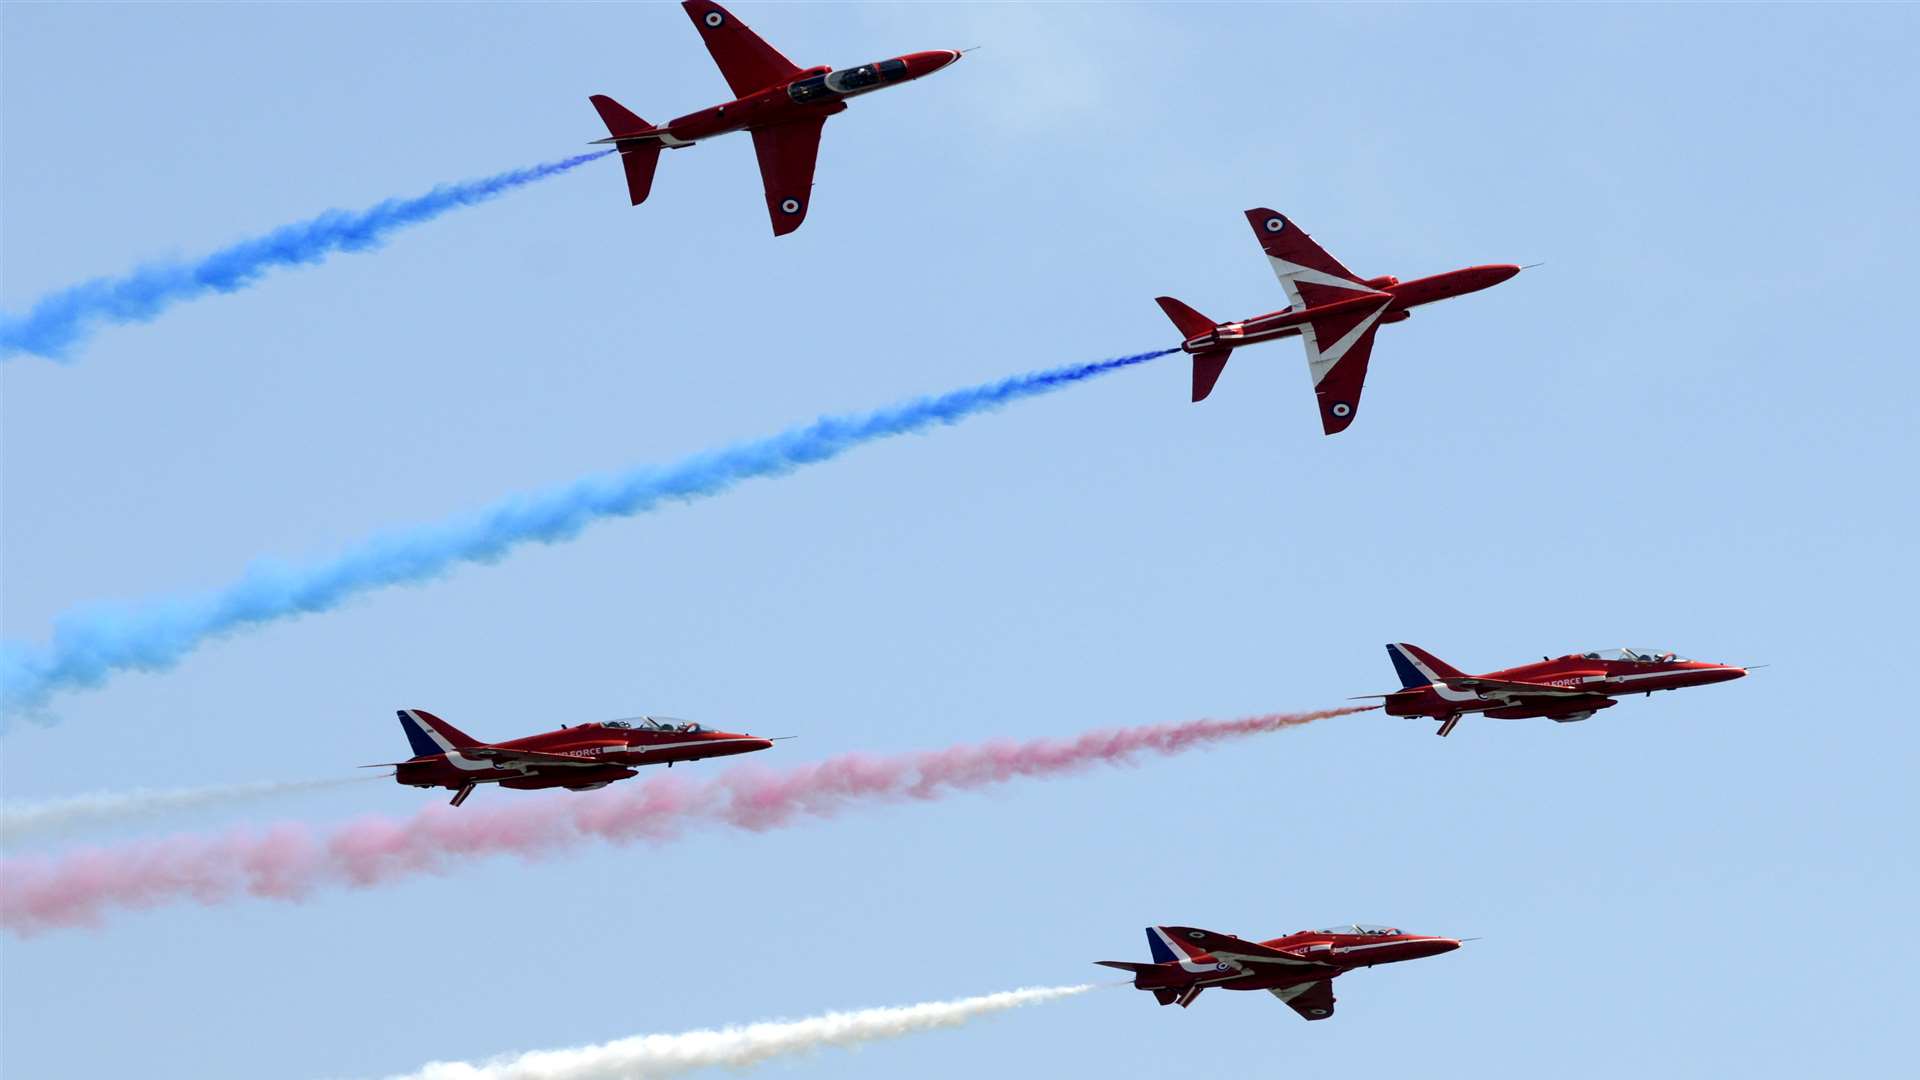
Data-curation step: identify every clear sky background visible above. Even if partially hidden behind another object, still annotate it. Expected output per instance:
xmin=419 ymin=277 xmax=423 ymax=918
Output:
xmin=3 ymin=2 xmax=1916 ymax=1077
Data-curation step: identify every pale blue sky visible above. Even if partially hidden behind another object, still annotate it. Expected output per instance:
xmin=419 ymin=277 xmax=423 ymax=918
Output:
xmin=3 ymin=2 xmax=1916 ymax=1077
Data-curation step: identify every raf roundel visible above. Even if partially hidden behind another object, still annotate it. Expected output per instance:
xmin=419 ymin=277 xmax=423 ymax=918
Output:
xmin=1188 ymin=930 xmax=1205 ymax=940
xmin=1331 ymin=402 xmax=1353 ymax=418
xmin=1264 ymin=216 xmax=1285 ymax=233
xmin=704 ymin=10 xmax=725 ymax=27
xmin=779 ymin=197 xmax=803 ymax=215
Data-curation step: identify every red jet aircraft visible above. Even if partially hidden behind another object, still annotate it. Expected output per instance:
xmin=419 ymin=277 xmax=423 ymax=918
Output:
xmin=588 ymin=0 xmax=963 ymax=235
xmin=370 ymin=709 xmax=775 ymax=806
xmin=1374 ymin=643 xmax=1749 ymax=737
xmin=1098 ymin=924 xmax=1461 ymax=1020
xmin=1156 ymin=209 xmax=1524 ymax=433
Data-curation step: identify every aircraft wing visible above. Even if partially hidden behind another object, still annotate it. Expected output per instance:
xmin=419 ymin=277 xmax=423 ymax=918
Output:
xmin=1443 ymin=676 xmax=1602 ymax=700
xmin=1301 ymin=299 xmax=1392 ymax=435
xmin=1158 ymin=927 xmax=1334 ymax=973
xmin=457 ymin=746 xmax=604 ymax=768
xmin=1239 ymin=208 xmax=1396 ymax=434
xmin=751 ymin=118 xmax=830 ymax=236
xmin=683 ymin=1 xmax=801 ymax=99
xmin=1270 ymin=980 xmax=1336 ymax=1021
xmin=1245 ymin=208 xmax=1370 ymax=309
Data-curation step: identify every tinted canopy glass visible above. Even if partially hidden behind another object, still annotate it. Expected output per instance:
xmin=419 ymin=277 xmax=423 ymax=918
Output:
xmin=826 ymin=65 xmax=882 ymax=92
xmin=602 ymin=716 xmax=704 ymax=733
xmin=787 ymin=74 xmax=831 ymax=103
xmin=1580 ymin=648 xmax=1686 ymax=663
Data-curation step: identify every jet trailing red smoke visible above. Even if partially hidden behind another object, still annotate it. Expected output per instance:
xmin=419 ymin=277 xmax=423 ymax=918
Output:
xmin=0 ymin=707 xmax=1368 ymax=935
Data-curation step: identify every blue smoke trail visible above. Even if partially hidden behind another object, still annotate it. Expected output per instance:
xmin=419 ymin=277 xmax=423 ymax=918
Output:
xmin=1 ymin=151 xmax=612 ymax=361
xmin=0 ymin=348 xmax=1172 ymax=715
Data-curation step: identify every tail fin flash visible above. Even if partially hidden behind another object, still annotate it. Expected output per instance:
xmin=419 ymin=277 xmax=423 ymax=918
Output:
xmin=1146 ymin=925 xmax=1218 ymax=971
xmin=1154 ymin=298 xmax=1232 ymax=402
xmin=397 ymin=709 xmax=480 ymax=758
xmin=1386 ymin=643 xmax=1466 ymax=688
xmin=589 ymin=95 xmax=664 ymax=206
xmin=1146 ymin=926 xmax=1180 ymax=964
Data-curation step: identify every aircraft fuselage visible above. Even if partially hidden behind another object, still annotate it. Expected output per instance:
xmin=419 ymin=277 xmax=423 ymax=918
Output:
xmin=381 ymin=710 xmax=774 ymax=804
xmin=1176 ymin=264 xmax=1521 ymax=355
xmin=607 ymin=51 xmax=962 ymax=149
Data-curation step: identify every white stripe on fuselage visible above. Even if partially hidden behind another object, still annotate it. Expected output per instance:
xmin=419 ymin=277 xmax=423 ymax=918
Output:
xmin=621 ymin=737 xmax=762 ymax=754
xmin=1585 ymin=670 xmax=1700 ymax=686
xmin=443 ymin=737 xmax=764 ymax=773
xmin=1333 ymin=939 xmax=1412 ymax=955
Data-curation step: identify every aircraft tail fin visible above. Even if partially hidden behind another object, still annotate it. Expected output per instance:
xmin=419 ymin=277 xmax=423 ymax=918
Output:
xmin=589 ymin=95 xmax=665 ymax=205
xmin=590 ymin=94 xmax=651 ymax=139
xmin=1188 ymin=348 xmax=1232 ymax=402
xmin=1155 ymin=296 xmax=1217 ymax=340
xmin=397 ymin=709 xmax=481 ymax=758
xmin=1154 ymin=298 xmax=1232 ymax=402
xmin=1386 ymin=643 xmax=1467 ymax=688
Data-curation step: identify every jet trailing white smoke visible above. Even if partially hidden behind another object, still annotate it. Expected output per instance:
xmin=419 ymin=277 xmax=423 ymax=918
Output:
xmin=387 ymin=984 xmax=1093 ymax=1080
xmin=0 ymin=776 xmax=370 ymax=845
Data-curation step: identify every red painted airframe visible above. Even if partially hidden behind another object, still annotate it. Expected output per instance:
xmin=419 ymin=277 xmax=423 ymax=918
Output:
xmin=369 ymin=709 xmax=774 ymax=806
xmin=588 ymin=0 xmax=963 ymax=235
xmin=1098 ymin=924 xmax=1461 ymax=1019
xmin=1374 ymin=643 xmax=1749 ymax=737
xmin=1156 ymin=209 xmax=1524 ymax=433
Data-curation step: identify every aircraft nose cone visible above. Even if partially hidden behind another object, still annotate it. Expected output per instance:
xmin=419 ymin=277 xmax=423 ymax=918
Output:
xmin=1400 ymin=936 xmax=1459 ymax=956
xmin=1488 ymin=264 xmax=1523 ymax=285
xmin=903 ymin=50 xmax=962 ymax=78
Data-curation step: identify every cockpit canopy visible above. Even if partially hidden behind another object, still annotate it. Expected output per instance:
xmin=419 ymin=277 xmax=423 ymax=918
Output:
xmin=1579 ymin=647 xmax=1687 ymax=663
xmin=600 ymin=716 xmax=705 ymax=734
xmin=1311 ymin=923 xmax=1401 ymax=936
xmin=789 ymin=59 xmax=911 ymax=103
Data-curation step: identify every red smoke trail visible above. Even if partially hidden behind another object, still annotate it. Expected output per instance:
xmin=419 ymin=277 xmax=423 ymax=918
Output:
xmin=0 ymin=707 xmax=1368 ymax=934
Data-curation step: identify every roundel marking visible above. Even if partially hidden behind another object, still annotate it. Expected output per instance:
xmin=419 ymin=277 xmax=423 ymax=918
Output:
xmin=779 ymin=197 xmax=802 ymax=215
xmin=1215 ymin=961 xmax=1230 ymax=970
xmin=1187 ymin=931 xmax=1205 ymax=940
xmin=1264 ymin=216 xmax=1285 ymax=233
xmin=1331 ymin=402 xmax=1352 ymax=417
xmin=1310 ymin=1008 xmax=1328 ymax=1016
xmin=704 ymin=10 xmax=725 ymax=27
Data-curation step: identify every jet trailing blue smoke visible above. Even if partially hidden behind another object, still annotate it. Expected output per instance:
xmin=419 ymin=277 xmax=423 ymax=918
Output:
xmin=0 ymin=151 xmax=612 ymax=361
xmin=0 ymin=348 xmax=1171 ymax=714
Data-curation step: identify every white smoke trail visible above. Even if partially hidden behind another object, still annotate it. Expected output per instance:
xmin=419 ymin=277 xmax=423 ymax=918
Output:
xmin=0 ymin=775 xmax=371 ymax=845
xmin=387 ymin=984 xmax=1094 ymax=1080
